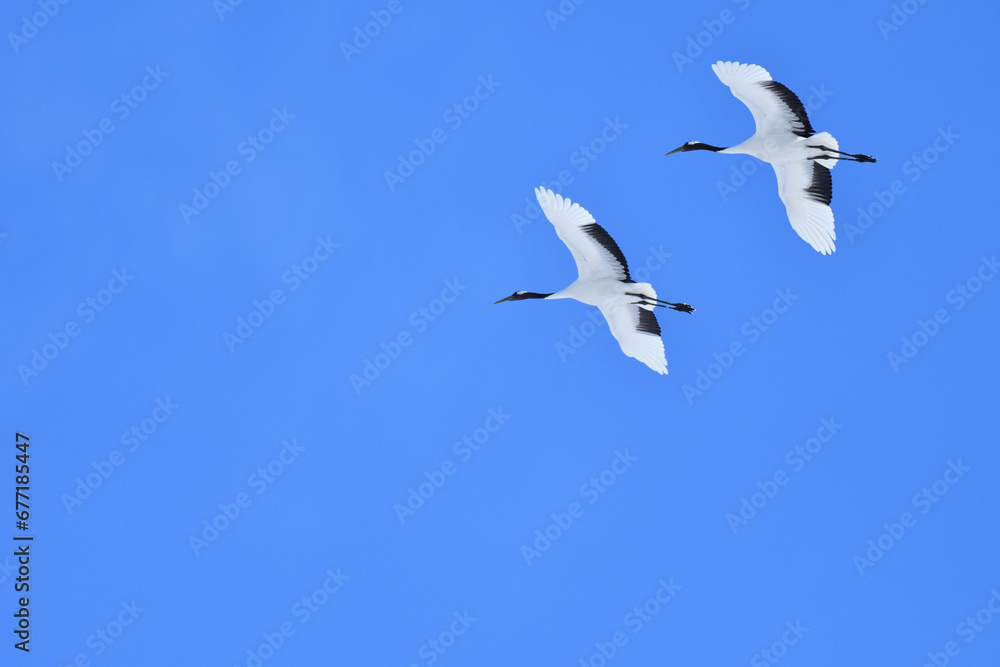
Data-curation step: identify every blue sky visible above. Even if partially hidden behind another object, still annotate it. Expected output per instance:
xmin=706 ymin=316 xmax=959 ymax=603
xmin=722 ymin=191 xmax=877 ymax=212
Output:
xmin=3 ymin=1 xmax=999 ymax=665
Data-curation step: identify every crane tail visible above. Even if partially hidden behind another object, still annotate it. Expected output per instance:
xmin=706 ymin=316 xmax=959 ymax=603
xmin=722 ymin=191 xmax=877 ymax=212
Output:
xmin=810 ymin=132 xmax=840 ymax=169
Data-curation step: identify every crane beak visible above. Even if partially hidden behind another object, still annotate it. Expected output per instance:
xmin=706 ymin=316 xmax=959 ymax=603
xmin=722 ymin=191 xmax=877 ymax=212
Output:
xmin=664 ymin=145 xmax=685 ymax=156
xmin=493 ymin=295 xmax=514 ymax=304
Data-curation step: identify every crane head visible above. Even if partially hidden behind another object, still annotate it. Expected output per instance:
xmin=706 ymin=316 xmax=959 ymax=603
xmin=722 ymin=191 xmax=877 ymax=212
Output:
xmin=493 ymin=291 xmax=550 ymax=304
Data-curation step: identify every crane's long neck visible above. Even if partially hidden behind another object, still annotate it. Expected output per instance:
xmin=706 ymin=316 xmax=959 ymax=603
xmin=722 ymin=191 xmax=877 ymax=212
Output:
xmin=692 ymin=142 xmax=726 ymax=152
xmin=668 ymin=141 xmax=730 ymax=157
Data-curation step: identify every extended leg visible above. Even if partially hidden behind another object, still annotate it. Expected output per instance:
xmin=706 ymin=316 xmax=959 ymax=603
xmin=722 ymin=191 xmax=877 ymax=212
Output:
xmin=625 ymin=292 xmax=695 ymax=312
xmin=808 ymin=144 xmax=877 ymax=163
xmin=665 ymin=302 xmax=695 ymax=313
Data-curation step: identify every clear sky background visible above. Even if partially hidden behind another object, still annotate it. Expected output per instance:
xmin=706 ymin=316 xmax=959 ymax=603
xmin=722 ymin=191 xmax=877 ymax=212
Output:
xmin=3 ymin=1 xmax=999 ymax=665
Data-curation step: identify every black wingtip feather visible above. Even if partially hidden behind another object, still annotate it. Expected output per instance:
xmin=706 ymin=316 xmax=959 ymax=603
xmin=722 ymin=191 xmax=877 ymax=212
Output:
xmin=581 ymin=222 xmax=632 ymax=282
xmin=761 ymin=80 xmax=815 ymax=138
xmin=636 ymin=308 xmax=661 ymax=336
xmin=805 ymin=162 xmax=832 ymax=205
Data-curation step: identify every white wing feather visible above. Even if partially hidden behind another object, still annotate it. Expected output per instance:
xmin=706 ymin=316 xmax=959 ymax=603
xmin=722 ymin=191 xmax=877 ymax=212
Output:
xmin=600 ymin=303 xmax=668 ymax=375
xmin=534 ymin=187 xmax=630 ymax=282
xmin=712 ymin=61 xmax=813 ymax=138
xmin=772 ymin=162 xmax=836 ymax=255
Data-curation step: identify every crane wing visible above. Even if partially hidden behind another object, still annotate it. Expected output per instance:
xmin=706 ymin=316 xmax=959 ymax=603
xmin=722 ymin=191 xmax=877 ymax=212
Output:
xmin=600 ymin=302 xmax=668 ymax=375
xmin=711 ymin=61 xmax=815 ymax=139
xmin=772 ymin=160 xmax=836 ymax=254
xmin=535 ymin=187 xmax=632 ymax=283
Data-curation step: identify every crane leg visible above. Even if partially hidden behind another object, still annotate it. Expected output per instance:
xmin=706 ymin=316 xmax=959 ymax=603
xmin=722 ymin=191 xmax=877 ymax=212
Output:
xmin=808 ymin=144 xmax=877 ymax=163
xmin=628 ymin=293 xmax=695 ymax=313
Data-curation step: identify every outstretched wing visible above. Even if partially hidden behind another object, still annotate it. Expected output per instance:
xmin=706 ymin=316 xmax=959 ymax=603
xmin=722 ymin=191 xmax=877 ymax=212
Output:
xmin=535 ymin=187 xmax=632 ymax=283
xmin=599 ymin=302 xmax=668 ymax=375
xmin=772 ymin=160 xmax=836 ymax=254
xmin=711 ymin=61 xmax=815 ymax=139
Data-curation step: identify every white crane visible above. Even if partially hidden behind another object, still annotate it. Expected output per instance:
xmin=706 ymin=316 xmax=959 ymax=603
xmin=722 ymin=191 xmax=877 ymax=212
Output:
xmin=666 ymin=61 xmax=876 ymax=255
xmin=495 ymin=187 xmax=693 ymax=375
